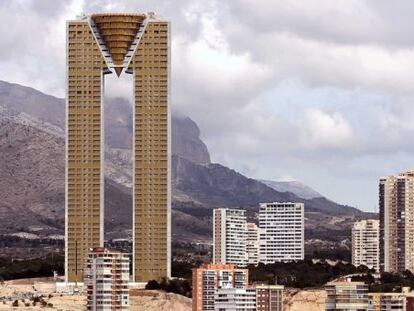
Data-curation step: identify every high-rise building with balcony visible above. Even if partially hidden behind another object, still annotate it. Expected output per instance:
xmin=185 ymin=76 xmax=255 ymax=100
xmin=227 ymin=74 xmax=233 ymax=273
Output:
xmin=246 ymin=222 xmax=260 ymax=265
xmin=259 ymin=202 xmax=304 ymax=263
xmin=84 ymin=248 xmax=130 ymax=310
xmin=66 ymin=13 xmax=170 ymax=283
xmin=213 ymin=208 xmax=247 ymax=266
xmin=352 ymin=220 xmax=380 ymax=271
xmin=192 ymin=263 xmax=249 ymax=311
xmin=379 ymin=171 xmax=414 ymax=273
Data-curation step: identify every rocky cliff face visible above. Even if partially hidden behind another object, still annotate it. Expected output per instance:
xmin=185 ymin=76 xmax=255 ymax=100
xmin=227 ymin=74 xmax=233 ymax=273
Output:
xmin=0 ymin=80 xmax=211 ymax=166
xmin=172 ymin=116 xmax=210 ymax=165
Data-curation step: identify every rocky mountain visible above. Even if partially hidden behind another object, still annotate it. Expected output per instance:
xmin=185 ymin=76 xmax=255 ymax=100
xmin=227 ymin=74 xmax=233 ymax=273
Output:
xmin=260 ymin=179 xmax=322 ymax=199
xmin=0 ymin=80 xmax=373 ymax=245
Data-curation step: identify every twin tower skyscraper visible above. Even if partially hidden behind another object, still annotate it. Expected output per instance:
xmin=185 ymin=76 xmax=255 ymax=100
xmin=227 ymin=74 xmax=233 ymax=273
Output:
xmin=65 ymin=13 xmax=170 ymax=283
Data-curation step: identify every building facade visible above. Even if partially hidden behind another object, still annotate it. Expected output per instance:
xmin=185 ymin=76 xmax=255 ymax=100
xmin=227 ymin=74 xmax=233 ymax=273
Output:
xmin=246 ymin=223 xmax=260 ymax=265
xmin=214 ymin=288 xmax=256 ymax=311
xmin=368 ymin=288 xmax=414 ymax=311
xmin=259 ymin=203 xmax=304 ymax=264
xmin=325 ymin=280 xmax=368 ymax=311
xmin=213 ymin=208 xmax=247 ymax=266
xmin=352 ymin=220 xmax=380 ymax=271
xmin=255 ymin=284 xmax=284 ymax=311
xmin=66 ymin=13 xmax=170 ymax=283
xmin=84 ymin=248 xmax=130 ymax=310
xmin=192 ymin=264 xmax=249 ymax=311
xmin=379 ymin=172 xmax=414 ymax=273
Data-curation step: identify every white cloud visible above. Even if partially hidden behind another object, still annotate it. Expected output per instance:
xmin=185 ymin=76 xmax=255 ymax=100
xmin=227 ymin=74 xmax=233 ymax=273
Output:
xmin=1 ymin=0 xmax=414 ymax=210
xmin=299 ymin=109 xmax=354 ymax=150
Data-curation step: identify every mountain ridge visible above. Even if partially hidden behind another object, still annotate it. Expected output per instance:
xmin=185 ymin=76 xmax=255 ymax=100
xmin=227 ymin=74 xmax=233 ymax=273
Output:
xmin=0 ymin=80 xmax=374 ymax=244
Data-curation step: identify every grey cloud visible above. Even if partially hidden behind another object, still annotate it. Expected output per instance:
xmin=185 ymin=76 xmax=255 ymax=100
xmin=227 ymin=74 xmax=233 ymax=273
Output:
xmin=1 ymin=0 xmax=414 ymax=210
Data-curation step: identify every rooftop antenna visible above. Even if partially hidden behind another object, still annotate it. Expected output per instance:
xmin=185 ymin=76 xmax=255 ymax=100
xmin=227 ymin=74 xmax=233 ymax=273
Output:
xmin=76 ymin=12 xmax=87 ymax=20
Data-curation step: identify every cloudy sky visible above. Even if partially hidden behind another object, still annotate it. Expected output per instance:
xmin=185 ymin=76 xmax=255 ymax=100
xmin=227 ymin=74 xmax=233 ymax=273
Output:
xmin=2 ymin=0 xmax=414 ymax=211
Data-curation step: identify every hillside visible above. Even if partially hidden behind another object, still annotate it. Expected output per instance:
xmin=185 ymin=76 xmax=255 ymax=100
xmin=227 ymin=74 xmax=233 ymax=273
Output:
xmin=0 ymin=80 xmax=373 ymax=245
xmin=260 ymin=179 xmax=322 ymax=199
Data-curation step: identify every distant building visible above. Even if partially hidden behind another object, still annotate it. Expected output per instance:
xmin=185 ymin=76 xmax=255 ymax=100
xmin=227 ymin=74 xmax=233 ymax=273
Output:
xmin=352 ymin=220 xmax=380 ymax=271
xmin=192 ymin=263 xmax=249 ymax=311
xmin=84 ymin=247 xmax=129 ymax=310
xmin=325 ymin=280 xmax=368 ymax=311
xmin=255 ymin=284 xmax=284 ymax=311
xmin=368 ymin=287 xmax=414 ymax=311
xmin=214 ymin=288 xmax=256 ymax=310
xmin=246 ymin=223 xmax=260 ymax=265
xmin=259 ymin=202 xmax=304 ymax=264
xmin=213 ymin=208 xmax=247 ymax=266
xmin=379 ymin=172 xmax=414 ymax=273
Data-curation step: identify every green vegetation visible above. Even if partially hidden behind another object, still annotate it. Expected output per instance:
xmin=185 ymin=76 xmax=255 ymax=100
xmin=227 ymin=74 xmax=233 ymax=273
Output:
xmin=352 ymin=270 xmax=414 ymax=292
xmin=248 ymin=260 xmax=371 ymax=288
xmin=0 ymin=254 xmax=63 ymax=281
xmin=145 ymin=278 xmax=192 ymax=298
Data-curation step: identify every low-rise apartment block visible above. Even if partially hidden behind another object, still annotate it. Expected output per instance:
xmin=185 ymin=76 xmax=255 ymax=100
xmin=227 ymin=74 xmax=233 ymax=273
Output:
xmin=192 ymin=263 xmax=249 ymax=311
xmin=325 ymin=280 xmax=368 ymax=311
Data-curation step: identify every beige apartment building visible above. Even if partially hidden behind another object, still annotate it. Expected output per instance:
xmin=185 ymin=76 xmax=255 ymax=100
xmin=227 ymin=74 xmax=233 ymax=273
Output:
xmin=368 ymin=287 xmax=414 ymax=311
xmin=352 ymin=220 xmax=380 ymax=271
xmin=325 ymin=280 xmax=368 ymax=311
xmin=379 ymin=171 xmax=414 ymax=273
xmin=66 ymin=12 xmax=170 ymax=283
xmin=192 ymin=263 xmax=249 ymax=311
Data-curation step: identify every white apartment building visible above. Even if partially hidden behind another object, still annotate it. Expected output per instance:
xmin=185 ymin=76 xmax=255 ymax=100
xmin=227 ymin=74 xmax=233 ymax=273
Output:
xmin=213 ymin=208 xmax=247 ymax=266
xmin=352 ymin=219 xmax=380 ymax=271
xmin=259 ymin=203 xmax=304 ymax=264
xmin=84 ymin=248 xmax=130 ymax=311
xmin=214 ymin=288 xmax=257 ymax=311
xmin=246 ymin=223 xmax=260 ymax=265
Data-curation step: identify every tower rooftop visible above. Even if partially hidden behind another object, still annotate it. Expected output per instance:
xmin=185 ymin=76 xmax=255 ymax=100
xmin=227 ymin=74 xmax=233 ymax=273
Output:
xmin=90 ymin=13 xmax=147 ymax=76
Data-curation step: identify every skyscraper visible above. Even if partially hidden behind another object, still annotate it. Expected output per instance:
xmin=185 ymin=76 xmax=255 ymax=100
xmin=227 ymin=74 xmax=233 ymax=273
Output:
xmin=213 ymin=208 xmax=247 ymax=266
xmin=379 ymin=171 xmax=414 ymax=273
xmin=352 ymin=220 xmax=380 ymax=271
xmin=66 ymin=12 xmax=170 ymax=283
xmin=259 ymin=202 xmax=304 ymax=264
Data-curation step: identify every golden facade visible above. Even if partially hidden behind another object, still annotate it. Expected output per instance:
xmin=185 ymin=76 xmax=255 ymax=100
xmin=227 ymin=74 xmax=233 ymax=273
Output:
xmin=66 ymin=13 xmax=170 ymax=283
